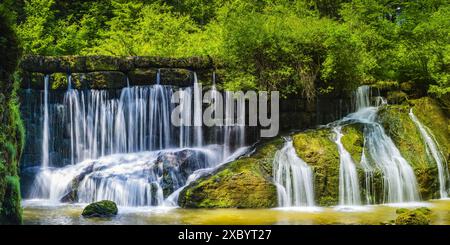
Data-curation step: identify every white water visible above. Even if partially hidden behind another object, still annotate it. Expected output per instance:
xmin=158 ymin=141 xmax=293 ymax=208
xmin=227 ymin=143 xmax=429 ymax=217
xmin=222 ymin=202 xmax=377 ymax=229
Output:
xmin=273 ymin=140 xmax=315 ymax=207
xmin=409 ymin=109 xmax=449 ymax=198
xmin=332 ymin=126 xmax=361 ymax=206
xmin=337 ymin=86 xmax=420 ymax=203
xmin=29 ymin=73 xmax=250 ymax=207
xmin=193 ymin=73 xmax=203 ymax=147
xmin=42 ymin=75 xmax=50 ymax=168
xmin=30 ymin=146 xmax=222 ymax=206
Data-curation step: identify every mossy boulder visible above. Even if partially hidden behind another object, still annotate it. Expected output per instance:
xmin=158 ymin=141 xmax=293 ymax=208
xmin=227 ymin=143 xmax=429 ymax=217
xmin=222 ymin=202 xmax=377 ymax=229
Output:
xmin=178 ymin=138 xmax=283 ymax=208
xmin=81 ymin=200 xmax=118 ymax=218
xmin=395 ymin=207 xmax=431 ymax=225
xmin=293 ymin=129 xmax=340 ymax=206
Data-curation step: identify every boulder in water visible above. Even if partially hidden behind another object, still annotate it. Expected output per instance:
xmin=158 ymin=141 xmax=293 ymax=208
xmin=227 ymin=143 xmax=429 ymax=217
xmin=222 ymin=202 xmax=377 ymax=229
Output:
xmin=82 ymin=200 xmax=118 ymax=218
xmin=395 ymin=207 xmax=431 ymax=225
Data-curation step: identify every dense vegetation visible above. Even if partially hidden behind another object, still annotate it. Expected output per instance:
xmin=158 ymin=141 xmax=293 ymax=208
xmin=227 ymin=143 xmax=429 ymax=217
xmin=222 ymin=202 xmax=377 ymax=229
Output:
xmin=1 ymin=0 xmax=449 ymax=99
xmin=0 ymin=4 xmax=24 ymax=224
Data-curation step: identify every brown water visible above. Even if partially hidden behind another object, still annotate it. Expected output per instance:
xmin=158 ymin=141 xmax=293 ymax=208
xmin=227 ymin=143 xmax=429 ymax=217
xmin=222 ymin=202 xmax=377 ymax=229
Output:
xmin=23 ymin=199 xmax=450 ymax=225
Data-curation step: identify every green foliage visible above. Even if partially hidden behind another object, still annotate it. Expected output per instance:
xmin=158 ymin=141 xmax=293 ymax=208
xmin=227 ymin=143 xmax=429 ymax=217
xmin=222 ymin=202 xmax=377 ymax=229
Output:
xmin=0 ymin=176 xmax=22 ymax=224
xmin=9 ymin=0 xmax=450 ymax=97
xmin=0 ymin=1 xmax=24 ymax=225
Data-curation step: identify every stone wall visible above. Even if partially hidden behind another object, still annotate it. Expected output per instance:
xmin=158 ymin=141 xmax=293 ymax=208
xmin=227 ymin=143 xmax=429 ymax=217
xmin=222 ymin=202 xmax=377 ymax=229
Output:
xmin=19 ymin=55 xmax=218 ymax=89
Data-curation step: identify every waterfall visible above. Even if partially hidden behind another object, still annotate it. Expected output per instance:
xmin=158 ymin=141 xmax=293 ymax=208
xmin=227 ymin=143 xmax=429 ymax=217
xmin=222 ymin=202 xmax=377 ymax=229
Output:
xmin=409 ymin=109 xmax=449 ymax=198
xmin=193 ymin=73 xmax=203 ymax=147
xmin=30 ymin=146 xmax=222 ymax=206
xmin=179 ymin=87 xmax=192 ymax=148
xmin=336 ymin=85 xmax=420 ymax=203
xmin=62 ymin=83 xmax=176 ymax=163
xmin=273 ymin=140 xmax=315 ymax=207
xmin=41 ymin=75 xmax=50 ymax=168
xmin=28 ymin=72 xmax=250 ymax=207
xmin=332 ymin=126 xmax=361 ymax=206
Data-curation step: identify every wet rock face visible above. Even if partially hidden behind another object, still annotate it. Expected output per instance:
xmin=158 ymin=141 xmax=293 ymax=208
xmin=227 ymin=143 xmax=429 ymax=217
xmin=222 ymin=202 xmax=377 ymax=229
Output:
xmin=59 ymin=149 xmax=214 ymax=203
xmin=293 ymin=129 xmax=340 ymax=206
xmin=60 ymin=165 xmax=94 ymax=203
xmin=154 ymin=149 xmax=213 ymax=198
xmin=378 ymin=98 xmax=450 ymax=200
xmin=81 ymin=200 xmax=118 ymax=218
xmin=178 ymin=138 xmax=283 ymax=208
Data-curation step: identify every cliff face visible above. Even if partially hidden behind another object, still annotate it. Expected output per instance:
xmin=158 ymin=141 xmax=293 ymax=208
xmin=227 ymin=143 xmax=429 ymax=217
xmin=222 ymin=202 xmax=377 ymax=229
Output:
xmin=0 ymin=11 xmax=24 ymax=224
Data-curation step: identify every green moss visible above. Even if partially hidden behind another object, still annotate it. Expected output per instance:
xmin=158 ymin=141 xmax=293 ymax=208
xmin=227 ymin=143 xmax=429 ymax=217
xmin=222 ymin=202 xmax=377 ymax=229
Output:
xmin=411 ymin=97 xmax=450 ymax=162
xmin=387 ymin=91 xmax=408 ymax=104
xmin=341 ymin=124 xmax=364 ymax=163
xmin=0 ymin=10 xmax=24 ymax=224
xmin=378 ymin=103 xmax=440 ymax=199
xmin=0 ymin=176 xmax=22 ymax=224
xmin=85 ymin=56 xmax=121 ymax=71
xmin=178 ymin=138 xmax=283 ymax=208
xmin=293 ymin=129 xmax=340 ymax=206
xmin=51 ymin=73 xmax=68 ymax=89
xmin=378 ymin=104 xmax=429 ymax=168
xmin=81 ymin=200 xmax=118 ymax=218
xmin=394 ymin=207 xmax=431 ymax=225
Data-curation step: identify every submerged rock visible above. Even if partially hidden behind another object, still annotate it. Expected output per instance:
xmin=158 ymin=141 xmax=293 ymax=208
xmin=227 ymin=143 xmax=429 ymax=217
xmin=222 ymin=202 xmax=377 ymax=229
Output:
xmin=82 ymin=200 xmax=118 ymax=218
xmin=178 ymin=138 xmax=283 ymax=208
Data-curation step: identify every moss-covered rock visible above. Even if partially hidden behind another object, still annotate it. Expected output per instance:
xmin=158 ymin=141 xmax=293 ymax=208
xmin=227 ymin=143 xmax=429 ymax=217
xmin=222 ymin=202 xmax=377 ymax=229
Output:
xmin=178 ymin=138 xmax=283 ymax=208
xmin=293 ymin=129 xmax=340 ymax=206
xmin=411 ymin=97 xmax=450 ymax=160
xmin=394 ymin=207 xmax=431 ymax=225
xmin=81 ymin=200 xmax=118 ymax=218
xmin=341 ymin=124 xmax=364 ymax=163
xmin=378 ymin=98 xmax=450 ymax=200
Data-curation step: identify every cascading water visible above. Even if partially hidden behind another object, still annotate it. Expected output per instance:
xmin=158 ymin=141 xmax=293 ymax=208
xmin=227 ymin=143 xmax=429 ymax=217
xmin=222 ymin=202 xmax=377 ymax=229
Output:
xmin=193 ymin=73 xmax=203 ymax=147
xmin=30 ymin=146 xmax=222 ymax=206
xmin=27 ymin=72 xmax=250 ymax=207
xmin=273 ymin=140 xmax=315 ymax=207
xmin=42 ymin=75 xmax=50 ymax=168
xmin=335 ymin=86 xmax=420 ymax=204
xmin=332 ymin=126 xmax=361 ymax=206
xmin=409 ymin=109 xmax=449 ymax=198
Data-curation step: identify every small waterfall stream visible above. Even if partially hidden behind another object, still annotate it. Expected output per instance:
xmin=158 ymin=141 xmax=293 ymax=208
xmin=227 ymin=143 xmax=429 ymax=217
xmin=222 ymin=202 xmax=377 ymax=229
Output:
xmin=409 ymin=109 xmax=449 ymax=198
xmin=332 ymin=126 xmax=361 ymax=206
xmin=273 ymin=140 xmax=315 ymax=207
xmin=42 ymin=75 xmax=50 ymax=168
xmin=336 ymin=86 xmax=420 ymax=204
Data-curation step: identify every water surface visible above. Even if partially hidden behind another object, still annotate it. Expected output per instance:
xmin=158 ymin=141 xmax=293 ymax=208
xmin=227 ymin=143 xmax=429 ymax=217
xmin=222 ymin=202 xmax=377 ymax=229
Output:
xmin=23 ymin=199 xmax=450 ymax=225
